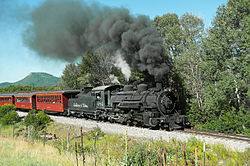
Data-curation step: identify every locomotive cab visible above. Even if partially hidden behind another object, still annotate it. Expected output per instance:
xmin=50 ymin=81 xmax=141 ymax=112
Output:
xmin=92 ymin=85 xmax=123 ymax=109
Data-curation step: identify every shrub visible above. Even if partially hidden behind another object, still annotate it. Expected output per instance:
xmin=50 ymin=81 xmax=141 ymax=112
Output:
xmin=35 ymin=111 xmax=51 ymax=129
xmin=87 ymin=126 xmax=105 ymax=140
xmin=125 ymin=143 xmax=158 ymax=166
xmin=0 ymin=104 xmax=16 ymax=119
xmin=24 ymin=110 xmax=51 ymax=131
xmin=24 ymin=109 xmax=37 ymax=127
xmin=0 ymin=111 xmax=20 ymax=125
xmin=196 ymin=107 xmax=249 ymax=135
xmin=0 ymin=105 xmax=18 ymax=126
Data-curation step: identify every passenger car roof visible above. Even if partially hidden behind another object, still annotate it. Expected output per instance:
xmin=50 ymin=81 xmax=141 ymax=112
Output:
xmin=35 ymin=90 xmax=80 ymax=94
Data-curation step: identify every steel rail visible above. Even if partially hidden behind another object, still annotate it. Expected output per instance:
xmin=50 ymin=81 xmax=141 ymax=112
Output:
xmin=177 ymin=129 xmax=250 ymax=143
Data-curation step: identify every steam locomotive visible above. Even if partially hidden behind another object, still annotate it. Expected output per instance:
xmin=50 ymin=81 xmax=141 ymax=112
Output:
xmin=68 ymin=83 xmax=188 ymax=130
xmin=0 ymin=83 xmax=188 ymax=130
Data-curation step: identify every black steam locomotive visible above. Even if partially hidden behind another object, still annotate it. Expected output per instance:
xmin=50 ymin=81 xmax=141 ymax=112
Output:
xmin=68 ymin=83 xmax=188 ymax=130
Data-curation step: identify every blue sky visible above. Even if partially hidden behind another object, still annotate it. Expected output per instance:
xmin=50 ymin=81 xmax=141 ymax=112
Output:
xmin=0 ymin=0 xmax=227 ymax=83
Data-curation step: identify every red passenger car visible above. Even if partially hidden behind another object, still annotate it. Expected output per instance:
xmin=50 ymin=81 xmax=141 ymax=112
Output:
xmin=14 ymin=93 xmax=36 ymax=110
xmin=0 ymin=94 xmax=14 ymax=106
xmin=35 ymin=90 xmax=79 ymax=113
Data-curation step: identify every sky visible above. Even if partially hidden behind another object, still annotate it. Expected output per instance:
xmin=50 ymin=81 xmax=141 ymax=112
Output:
xmin=0 ymin=0 xmax=227 ymax=83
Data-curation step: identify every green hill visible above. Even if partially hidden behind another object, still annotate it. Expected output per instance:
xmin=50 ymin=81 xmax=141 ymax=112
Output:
xmin=0 ymin=72 xmax=61 ymax=88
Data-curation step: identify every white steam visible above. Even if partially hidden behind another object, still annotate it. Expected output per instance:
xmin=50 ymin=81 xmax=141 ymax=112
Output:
xmin=109 ymin=74 xmax=120 ymax=84
xmin=113 ymin=50 xmax=131 ymax=81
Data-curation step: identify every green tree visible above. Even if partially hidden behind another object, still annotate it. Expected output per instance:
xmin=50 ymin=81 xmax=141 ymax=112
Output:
xmin=60 ymin=49 xmax=128 ymax=89
xmin=0 ymin=86 xmax=59 ymax=93
xmin=178 ymin=13 xmax=205 ymax=108
xmin=195 ymin=0 xmax=249 ymax=133
xmin=154 ymin=14 xmax=186 ymax=110
xmin=35 ymin=111 xmax=51 ymax=129
xmin=78 ymin=50 xmax=111 ymax=86
xmin=0 ymin=104 xmax=16 ymax=119
xmin=60 ymin=63 xmax=81 ymax=89
xmin=154 ymin=14 xmax=183 ymax=58
xmin=128 ymin=70 xmax=155 ymax=87
xmin=78 ymin=49 xmax=126 ymax=87
xmin=0 ymin=105 xmax=19 ymax=125
xmin=154 ymin=13 xmax=205 ymax=113
xmin=0 ymin=111 xmax=20 ymax=125
xmin=23 ymin=109 xmax=37 ymax=127
xmin=24 ymin=110 xmax=51 ymax=131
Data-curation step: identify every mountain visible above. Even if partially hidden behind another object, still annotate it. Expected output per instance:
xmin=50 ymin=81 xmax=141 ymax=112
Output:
xmin=0 ymin=72 xmax=61 ymax=88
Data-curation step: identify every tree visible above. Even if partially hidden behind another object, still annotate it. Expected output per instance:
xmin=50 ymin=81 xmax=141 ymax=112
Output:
xmin=128 ymin=70 xmax=154 ymax=86
xmin=78 ymin=49 xmax=113 ymax=87
xmin=60 ymin=63 xmax=81 ymax=89
xmin=154 ymin=14 xmax=186 ymax=110
xmin=174 ymin=14 xmax=206 ymax=118
xmin=0 ymin=105 xmax=19 ymax=126
xmin=60 ymin=48 xmax=129 ymax=89
xmin=153 ymin=1 xmax=249 ymax=134
xmin=196 ymin=0 xmax=249 ymax=133
xmin=0 ymin=86 xmax=59 ymax=93
xmin=0 ymin=104 xmax=16 ymax=119
xmin=202 ymin=0 xmax=249 ymax=107
xmin=24 ymin=110 xmax=51 ymax=131
xmin=154 ymin=13 xmax=205 ymax=113
xmin=154 ymin=14 xmax=183 ymax=59
xmin=78 ymin=49 xmax=128 ymax=87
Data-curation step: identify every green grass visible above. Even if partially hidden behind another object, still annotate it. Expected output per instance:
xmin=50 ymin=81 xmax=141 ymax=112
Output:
xmin=0 ymin=137 xmax=76 ymax=166
xmin=0 ymin=122 xmax=249 ymax=166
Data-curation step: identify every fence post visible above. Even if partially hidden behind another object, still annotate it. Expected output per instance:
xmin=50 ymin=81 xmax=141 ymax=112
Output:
xmin=146 ymin=144 xmax=148 ymax=166
xmin=67 ymin=126 xmax=71 ymax=152
xmin=43 ymin=124 xmax=47 ymax=147
xmin=158 ymin=149 xmax=162 ymax=166
xmin=163 ymin=143 xmax=166 ymax=166
xmin=175 ymin=145 xmax=178 ymax=166
xmin=125 ymin=130 xmax=128 ymax=166
xmin=183 ymin=142 xmax=188 ymax=166
xmin=94 ymin=132 xmax=98 ymax=166
xmin=13 ymin=121 xmax=15 ymax=138
xmin=67 ymin=132 xmax=70 ymax=152
xmin=0 ymin=125 xmax=1 ymax=137
xmin=80 ymin=127 xmax=85 ymax=166
xmin=75 ymin=142 xmax=78 ymax=166
xmin=203 ymin=142 xmax=206 ymax=166
xmin=28 ymin=126 xmax=30 ymax=140
xmin=195 ymin=146 xmax=198 ymax=166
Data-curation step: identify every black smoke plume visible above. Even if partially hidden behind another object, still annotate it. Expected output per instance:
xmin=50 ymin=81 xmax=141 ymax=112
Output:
xmin=23 ymin=0 xmax=169 ymax=80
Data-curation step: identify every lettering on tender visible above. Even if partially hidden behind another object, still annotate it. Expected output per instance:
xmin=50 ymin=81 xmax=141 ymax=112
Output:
xmin=73 ymin=103 xmax=88 ymax=108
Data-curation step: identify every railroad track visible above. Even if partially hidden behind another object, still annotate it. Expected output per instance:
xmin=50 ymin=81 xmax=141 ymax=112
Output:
xmin=17 ymin=111 xmax=250 ymax=151
xmin=177 ymin=129 xmax=250 ymax=143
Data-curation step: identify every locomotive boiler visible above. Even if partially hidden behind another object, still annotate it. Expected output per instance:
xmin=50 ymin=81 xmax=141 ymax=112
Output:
xmin=68 ymin=83 xmax=188 ymax=130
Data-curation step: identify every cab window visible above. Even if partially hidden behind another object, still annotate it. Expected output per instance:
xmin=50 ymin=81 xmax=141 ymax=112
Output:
xmin=96 ymin=92 xmax=101 ymax=100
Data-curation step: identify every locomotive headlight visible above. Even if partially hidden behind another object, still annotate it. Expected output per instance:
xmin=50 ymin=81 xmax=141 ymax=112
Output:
xmin=168 ymin=88 xmax=174 ymax=92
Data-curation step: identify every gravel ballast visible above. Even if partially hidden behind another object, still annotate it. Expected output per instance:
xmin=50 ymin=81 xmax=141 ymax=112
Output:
xmin=17 ymin=111 xmax=250 ymax=152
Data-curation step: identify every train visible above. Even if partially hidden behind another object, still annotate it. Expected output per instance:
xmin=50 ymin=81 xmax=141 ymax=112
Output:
xmin=0 ymin=83 xmax=189 ymax=130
